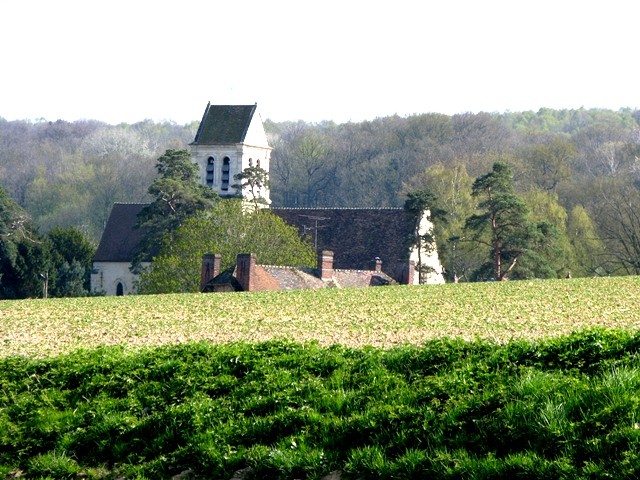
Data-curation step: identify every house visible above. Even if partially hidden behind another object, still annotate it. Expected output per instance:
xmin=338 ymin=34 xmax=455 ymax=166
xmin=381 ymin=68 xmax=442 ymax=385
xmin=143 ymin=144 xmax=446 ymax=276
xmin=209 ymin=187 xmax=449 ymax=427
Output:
xmin=200 ymin=250 xmax=401 ymax=293
xmin=90 ymin=102 xmax=444 ymax=295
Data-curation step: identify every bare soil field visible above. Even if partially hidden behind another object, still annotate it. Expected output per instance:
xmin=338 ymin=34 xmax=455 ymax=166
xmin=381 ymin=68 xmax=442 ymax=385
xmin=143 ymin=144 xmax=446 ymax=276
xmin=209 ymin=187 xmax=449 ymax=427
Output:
xmin=1 ymin=276 xmax=639 ymax=358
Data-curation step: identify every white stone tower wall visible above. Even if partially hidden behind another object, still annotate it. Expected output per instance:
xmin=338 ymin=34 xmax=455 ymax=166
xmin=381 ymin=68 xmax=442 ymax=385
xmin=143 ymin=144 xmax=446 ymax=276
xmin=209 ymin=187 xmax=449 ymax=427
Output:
xmin=190 ymin=144 xmax=271 ymax=203
xmin=408 ymin=211 xmax=445 ymax=284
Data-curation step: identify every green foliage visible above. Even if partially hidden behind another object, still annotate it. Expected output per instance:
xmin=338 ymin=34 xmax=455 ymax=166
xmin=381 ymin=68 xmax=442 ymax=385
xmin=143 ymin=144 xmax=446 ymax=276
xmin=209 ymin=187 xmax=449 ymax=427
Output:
xmin=0 ymin=222 xmax=95 ymax=299
xmin=133 ymin=149 xmax=218 ymax=267
xmin=0 ymin=185 xmax=29 ymax=255
xmin=404 ymin=189 xmax=439 ymax=219
xmin=12 ymin=237 xmax=53 ymax=298
xmin=518 ymin=188 xmax=574 ymax=278
xmin=404 ymin=163 xmax=479 ymax=282
xmin=0 ymin=185 xmax=54 ymax=298
xmin=52 ymin=260 xmax=87 ymax=297
xmin=519 ymin=136 xmax=577 ymax=192
xmin=2 ymin=331 xmax=640 ymax=478
xmin=27 ymin=452 xmax=83 ymax=479
xmin=567 ymin=204 xmax=606 ymax=277
xmin=23 ymin=166 xmax=95 ymax=239
xmin=137 ymin=199 xmax=316 ymax=293
xmin=272 ymin=128 xmax=336 ymax=207
xmin=47 ymin=226 xmax=95 ymax=296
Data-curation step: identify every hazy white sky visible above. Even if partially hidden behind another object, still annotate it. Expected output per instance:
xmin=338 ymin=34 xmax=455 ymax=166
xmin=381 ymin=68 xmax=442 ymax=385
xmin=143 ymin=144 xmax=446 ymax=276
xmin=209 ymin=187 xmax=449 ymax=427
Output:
xmin=1 ymin=0 xmax=638 ymax=125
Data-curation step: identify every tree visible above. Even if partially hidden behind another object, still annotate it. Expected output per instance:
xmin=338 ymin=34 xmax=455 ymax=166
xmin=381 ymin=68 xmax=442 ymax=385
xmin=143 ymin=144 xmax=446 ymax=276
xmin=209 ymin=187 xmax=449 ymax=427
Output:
xmin=520 ymin=136 xmax=576 ymax=192
xmin=567 ymin=204 xmax=606 ymax=277
xmin=514 ymin=188 xmax=574 ymax=279
xmin=593 ymin=178 xmax=640 ymax=275
xmin=133 ymin=149 xmax=218 ymax=267
xmin=136 ymin=199 xmax=316 ymax=294
xmin=11 ymin=237 xmax=52 ymax=298
xmin=404 ymin=189 xmax=446 ymax=284
xmin=272 ymin=127 xmax=337 ymax=207
xmin=47 ymin=226 xmax=95 ymax=296
xmin=403 ymin=163 xmax=479 ymax=282
xmin=233 ymin=164 xmax=270 ymax=209
xmin=0 ymin=185 xmax=52 ymax=298
xmin=465 ymin=162 xmax=534 ymax=281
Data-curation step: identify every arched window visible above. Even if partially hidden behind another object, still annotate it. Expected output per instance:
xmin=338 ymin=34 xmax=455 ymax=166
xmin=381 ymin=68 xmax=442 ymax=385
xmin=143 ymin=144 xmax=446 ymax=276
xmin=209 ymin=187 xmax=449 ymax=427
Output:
xmin=221 ymin=157 xmax=230 ymax=191
xmin=256 ymin=159 xmax=261 ymax=168
xmin=116 ymin=282 xmax=124 ymax=296
xmin=206 ymin=157 xmax=215 ymax=187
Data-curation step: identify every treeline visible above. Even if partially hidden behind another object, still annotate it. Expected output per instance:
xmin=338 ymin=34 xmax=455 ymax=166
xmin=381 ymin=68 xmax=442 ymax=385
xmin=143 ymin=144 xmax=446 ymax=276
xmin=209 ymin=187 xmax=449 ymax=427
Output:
xmin=0 ymin=118 xmax=198 ymax=243
xmin=266 ymin=107 xmax=640 ymax=279
xmin=1 ymin=108 xmax=640 ymax=286
xmin=268 ymin=108 xmax=640 ymax=207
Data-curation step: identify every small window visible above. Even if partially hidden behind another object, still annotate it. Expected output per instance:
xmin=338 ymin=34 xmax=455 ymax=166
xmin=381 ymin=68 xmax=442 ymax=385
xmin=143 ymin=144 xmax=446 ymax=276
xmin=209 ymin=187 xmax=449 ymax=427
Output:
xmin=221 ymin=157 xmax=230 ymax=191
xmin=206 ymin=157 xmax=215 ymax=187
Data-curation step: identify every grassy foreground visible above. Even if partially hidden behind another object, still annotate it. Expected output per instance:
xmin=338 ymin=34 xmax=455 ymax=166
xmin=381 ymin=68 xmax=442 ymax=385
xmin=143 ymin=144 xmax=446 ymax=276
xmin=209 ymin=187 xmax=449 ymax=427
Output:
xmin=1 ymin=276 xmax=640 ymax=358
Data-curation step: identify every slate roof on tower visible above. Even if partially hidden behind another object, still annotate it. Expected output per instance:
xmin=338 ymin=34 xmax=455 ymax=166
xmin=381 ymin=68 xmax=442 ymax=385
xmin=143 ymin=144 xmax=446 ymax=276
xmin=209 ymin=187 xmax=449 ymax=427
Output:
xmin=192 ymin=103 xmax=258 ymax=145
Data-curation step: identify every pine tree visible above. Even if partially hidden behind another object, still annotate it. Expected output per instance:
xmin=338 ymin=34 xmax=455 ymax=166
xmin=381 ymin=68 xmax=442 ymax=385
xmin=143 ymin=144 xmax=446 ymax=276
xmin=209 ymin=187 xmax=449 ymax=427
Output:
xmin=133 ymin=149 xmax=218 ymax=268
xmin=465 ymin=163 xmax=533 ymax=281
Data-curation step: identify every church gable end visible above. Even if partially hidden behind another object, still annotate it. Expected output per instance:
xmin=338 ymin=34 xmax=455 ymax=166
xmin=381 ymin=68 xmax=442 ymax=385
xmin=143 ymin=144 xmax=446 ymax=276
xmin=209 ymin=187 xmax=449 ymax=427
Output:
xmin=93 ymin=203 xmax=148 ymax=262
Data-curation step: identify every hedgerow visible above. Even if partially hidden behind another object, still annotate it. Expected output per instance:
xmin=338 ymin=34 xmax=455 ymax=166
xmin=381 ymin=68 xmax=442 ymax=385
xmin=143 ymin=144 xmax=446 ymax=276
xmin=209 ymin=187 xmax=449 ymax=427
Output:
xmin=1 ymin=328 xmax=640 ymax=479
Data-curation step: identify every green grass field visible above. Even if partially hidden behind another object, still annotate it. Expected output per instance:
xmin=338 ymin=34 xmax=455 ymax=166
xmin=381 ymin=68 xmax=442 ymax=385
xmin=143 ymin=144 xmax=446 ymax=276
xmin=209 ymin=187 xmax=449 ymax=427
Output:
xmin=1 ymin=276 xmax=639 ymax=358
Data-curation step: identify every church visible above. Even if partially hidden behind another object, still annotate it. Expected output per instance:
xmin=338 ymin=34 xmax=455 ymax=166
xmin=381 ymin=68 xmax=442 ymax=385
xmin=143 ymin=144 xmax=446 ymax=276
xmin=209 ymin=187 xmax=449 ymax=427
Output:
xmin=90 ymin=103 xmax=444 ymax=295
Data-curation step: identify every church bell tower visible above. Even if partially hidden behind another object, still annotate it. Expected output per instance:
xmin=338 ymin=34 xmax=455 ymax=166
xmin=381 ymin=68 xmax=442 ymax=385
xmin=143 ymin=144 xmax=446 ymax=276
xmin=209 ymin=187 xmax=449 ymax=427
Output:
xmin=189 ymin=102 xmax=272 ymax=205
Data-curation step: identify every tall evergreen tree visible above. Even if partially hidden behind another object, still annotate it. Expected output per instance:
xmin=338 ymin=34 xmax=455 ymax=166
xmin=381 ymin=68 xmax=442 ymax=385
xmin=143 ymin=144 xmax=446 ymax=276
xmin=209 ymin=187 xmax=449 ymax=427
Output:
xmin=465 ymin=163 xmax=534 ymax=281
xmin=47 ymin=226 xmax=95 ymax=296
xmin=133 ymin=149 xmax=218 ymax=267
xmin=233 ymin=165 xmax=270 ymax=209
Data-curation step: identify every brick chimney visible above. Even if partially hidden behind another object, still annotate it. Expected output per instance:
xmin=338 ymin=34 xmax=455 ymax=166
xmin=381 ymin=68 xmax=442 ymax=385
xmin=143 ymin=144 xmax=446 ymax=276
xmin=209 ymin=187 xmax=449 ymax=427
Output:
xmin=318 ymin=250 xmax=334 ymax=281
xmin=236 ymin=253 xmax=256 ymax=291
xmin=200 ymin=254 xmax=221 ymax=291
xmin=374 ymin=257 xmax=382 ymax=273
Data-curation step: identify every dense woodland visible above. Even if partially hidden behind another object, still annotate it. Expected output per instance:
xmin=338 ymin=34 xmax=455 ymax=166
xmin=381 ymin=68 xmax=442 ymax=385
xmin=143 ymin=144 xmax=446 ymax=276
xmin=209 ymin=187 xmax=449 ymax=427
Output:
xmin=1 ymin=108 xmax=640 ymax=295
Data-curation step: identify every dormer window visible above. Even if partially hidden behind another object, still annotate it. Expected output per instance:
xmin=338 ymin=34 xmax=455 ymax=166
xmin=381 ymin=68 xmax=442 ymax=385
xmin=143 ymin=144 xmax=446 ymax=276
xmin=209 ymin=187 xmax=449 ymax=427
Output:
xmin=221 ymin=157 xmax=230 ymax=191
xmin=206 ymin=157 xmax=215 ymax=187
